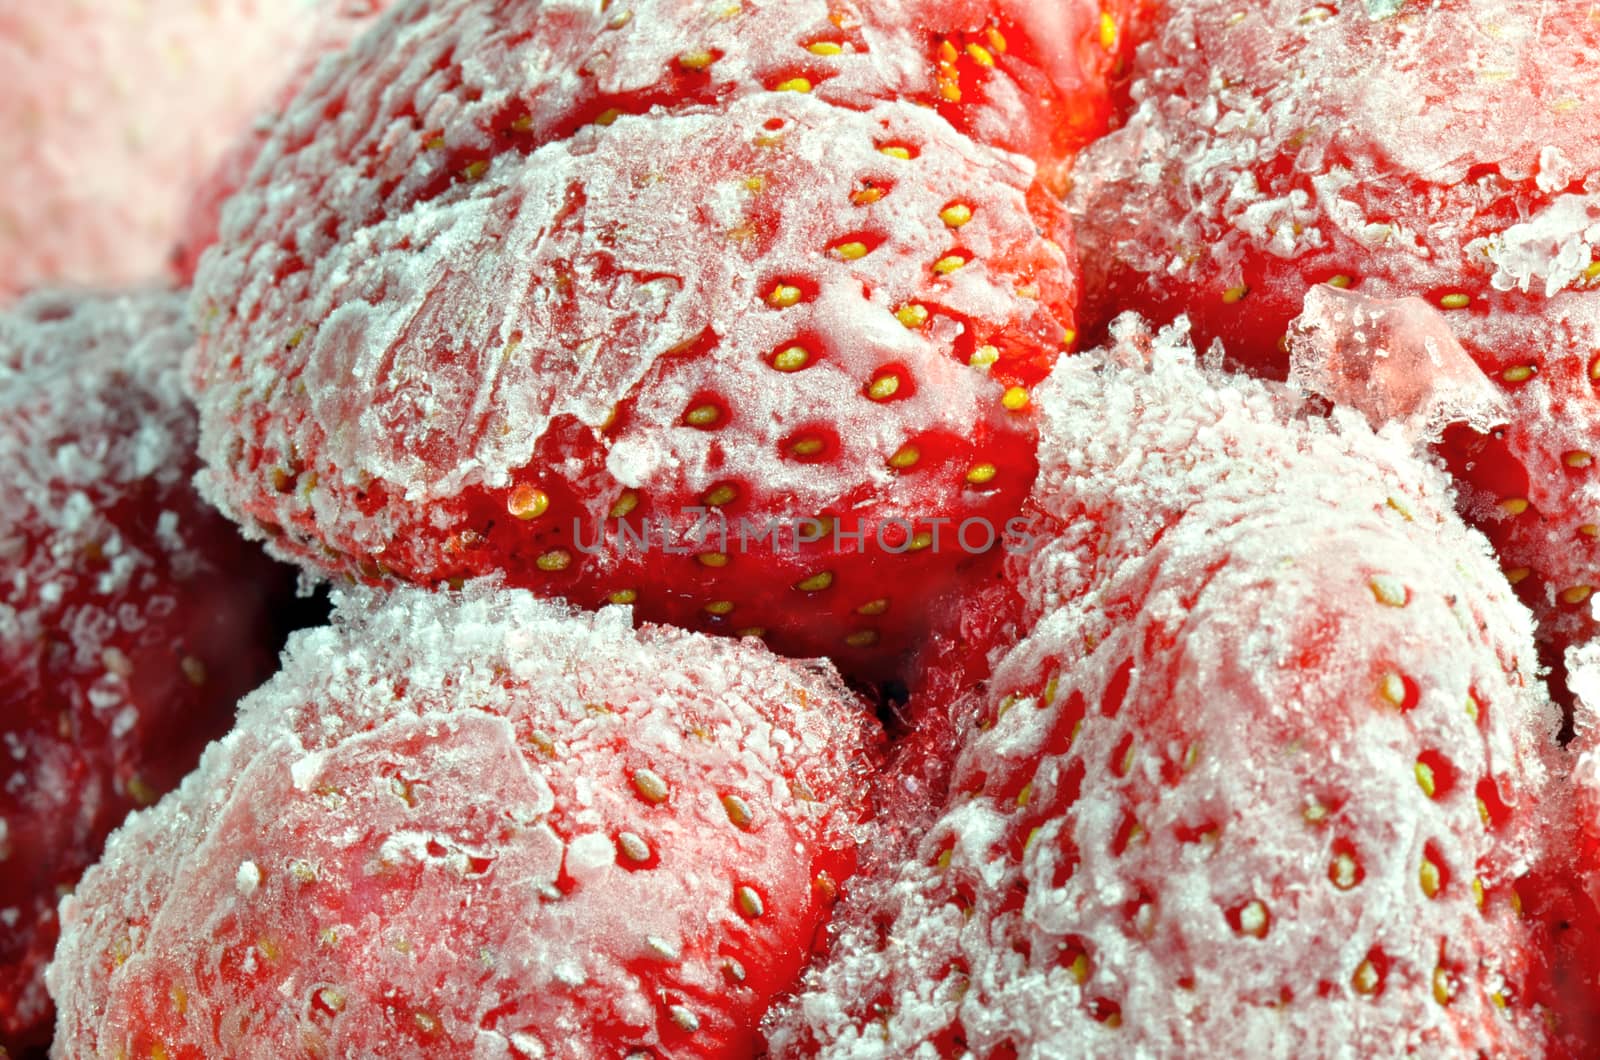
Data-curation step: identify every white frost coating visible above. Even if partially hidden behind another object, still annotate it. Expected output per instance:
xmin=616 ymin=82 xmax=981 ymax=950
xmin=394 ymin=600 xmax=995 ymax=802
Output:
xmin=288 ymin=751 xmax=326 ymax=792
xmin=235 ymin=861 xmax=262 ymax=897
xmin=1569 ymin=640 xmax=1600 ymax=739
xmin=773 ymin=318 xmax=1557 ymax=1058
xmin=48 ymin=582 xmax=879 ymax=1059
xmin=1071 ymin=0 xmax=1600 ymax=311
xmin=563 ymin=832 xmax=616 ymax=882
xmin=1288 ymin=287 xmax=1510 ymax=440
xmin=1537 ymin=146 xmax=1581 ymax=195
xmin=1469 ymin=193 xmax=1600 ymax=297
xmin=197 ymin=91 xmax=1053 ymax=506
xmin=187 ymin=0 xmax=1075 ymax=610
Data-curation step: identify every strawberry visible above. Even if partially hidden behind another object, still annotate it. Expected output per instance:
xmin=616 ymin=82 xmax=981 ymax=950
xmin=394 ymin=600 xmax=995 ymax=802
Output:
xmin=1068 ymin=0 xmax=1600 ymax=684
xmin=0 ymin=289 xmax=294 ymax=1053
xmin=189 ymin=0 xmax=1080 ymax=682
xmin=770 ymin=319 xmax=1563 ymax=1057
xmin=47 ymin=582 xmax=880 ymax=1059
xmin=0 ymin=1 xmax=358 ymax=298
xmin=171 ymin=0 xmax=395 ymax=284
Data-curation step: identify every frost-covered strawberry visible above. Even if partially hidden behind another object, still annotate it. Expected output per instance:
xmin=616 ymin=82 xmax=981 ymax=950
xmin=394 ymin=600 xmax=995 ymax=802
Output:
xmin=0 ymin=1 xmax=386 ymax=299
xmin=48 ymin=583 xmax=880 ymax=1060
xmin=1071 ymin=0 xmax=1600 ymax=358
xmin=190 ymin=0 xmax=1080 ymax=680
xmin=0 ymin=290 xmax=292 ymax=1053
xmin=1069 ymin=0 xmax=1600 ymax=672
xmin=771 ymin=319 xmax=1563 ymax=1057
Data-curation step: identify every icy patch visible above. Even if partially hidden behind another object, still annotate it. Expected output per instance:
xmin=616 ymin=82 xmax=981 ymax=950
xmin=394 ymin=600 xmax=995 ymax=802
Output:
xmin=1288 ymin=286 xmax=1510 ymax=440
xmin=1469 ymin=193 xmax=1600 ymax=297
xmin=1569 ymin=640 xmax=1600 ymax=731
xmin=235 ymin=861 xmax=261 ymax=897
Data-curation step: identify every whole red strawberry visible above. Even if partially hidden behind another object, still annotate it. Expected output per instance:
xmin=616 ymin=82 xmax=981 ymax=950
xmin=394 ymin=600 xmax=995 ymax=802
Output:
xmin=771 ymin=319 xmax=1564 ymax=1056
xmin=189 ymin=0 xmax=1082 ymax=681
xmin=0 ymin=289 xmax=293 ymax=1053
xmin=1069 ymin=0 xmax=1600 ymax=682
xmin=47 ymin=582 xmax=879 ymax=1059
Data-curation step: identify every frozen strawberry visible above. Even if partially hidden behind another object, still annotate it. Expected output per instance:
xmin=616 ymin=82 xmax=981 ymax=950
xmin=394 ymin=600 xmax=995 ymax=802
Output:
xmin=1069 ymin=0 xmax=1600 ymax=675
xmin=0 ymin=289 xmax=293 ymax=1053
xmin=47 ymin=582 xmax=879 ymax=1059
xmin=171 ymin=0 xmax=395 ymax=284
xmin=770 ymin=318 xmax=1564 ymax=1057
xmin=0 ymin=1 xmax=387 ymax=299
xmin=1070 ymin=0 xmax=1600 ymax=359
xmin=190 ymin=0 xmax=1079 ymax=681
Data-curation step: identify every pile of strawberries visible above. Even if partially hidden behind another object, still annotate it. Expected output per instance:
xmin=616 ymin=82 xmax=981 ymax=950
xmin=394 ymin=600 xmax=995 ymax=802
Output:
xmin=10 ymin=1 xmax=1600 ymax=1057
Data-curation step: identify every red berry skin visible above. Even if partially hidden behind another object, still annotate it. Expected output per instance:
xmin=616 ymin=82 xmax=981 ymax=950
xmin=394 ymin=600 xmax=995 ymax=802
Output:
xmin=190 ymin=0 xmax=1083 ymax=683
xmin=1069 ymin=0 xmax=1600 ymax=686
xmin=771 ymin=321 xmax=1562 ymax=1058
xmin=46 ymin=584 xmax=880 ymax=1060
xmin=0 ymin=290 xmax=296 ymax=1054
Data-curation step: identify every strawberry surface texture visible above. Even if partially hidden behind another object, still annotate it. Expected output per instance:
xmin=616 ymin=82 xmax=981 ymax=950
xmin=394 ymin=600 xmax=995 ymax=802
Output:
xmin=0 ymin=290 xmax=293 ymax=1054
xmin=1069 ymin=0 xmax=1600 ymax=697
xmin=185 ymin=0 xmax=1112 ymax=682
xmin=770 ymin=318 xmax=1568 ymax=1057
xmin=21 ymin=0 xmax=1600 ymax=1057
xmin=46 ymin=583 xmax=879 ymax=1059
